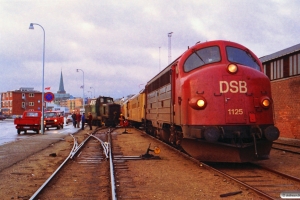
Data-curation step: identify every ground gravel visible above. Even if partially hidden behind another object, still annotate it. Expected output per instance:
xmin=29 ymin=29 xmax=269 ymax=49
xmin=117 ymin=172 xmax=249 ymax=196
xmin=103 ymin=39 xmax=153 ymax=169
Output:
xmin=2 ymin=128 xmax=292 ymax=199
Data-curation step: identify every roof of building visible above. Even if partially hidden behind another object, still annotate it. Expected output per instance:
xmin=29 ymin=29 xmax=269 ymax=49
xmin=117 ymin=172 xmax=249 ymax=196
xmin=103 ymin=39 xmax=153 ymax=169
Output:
xmin=260 ymin=43 xmax=300 ymax=63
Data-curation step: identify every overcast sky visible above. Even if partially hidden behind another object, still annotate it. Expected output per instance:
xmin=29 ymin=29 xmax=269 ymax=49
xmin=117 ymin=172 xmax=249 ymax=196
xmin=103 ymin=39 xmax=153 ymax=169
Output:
xmin=1 ymin=0 xmax=299 ymax=99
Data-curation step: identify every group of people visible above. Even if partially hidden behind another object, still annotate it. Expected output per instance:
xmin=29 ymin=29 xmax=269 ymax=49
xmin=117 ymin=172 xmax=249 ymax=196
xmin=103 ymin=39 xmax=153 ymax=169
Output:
xmin=71 ymin=111 xmax=93 ymax=130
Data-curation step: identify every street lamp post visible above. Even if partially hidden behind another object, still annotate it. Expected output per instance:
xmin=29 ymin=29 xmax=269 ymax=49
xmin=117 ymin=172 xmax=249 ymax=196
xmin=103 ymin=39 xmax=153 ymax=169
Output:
xmin=29 ymin=23 xmax=45 ymax=134
xmin=90 ymin=87 xmax=95 ymax=98
xmin=76 ymin=69 xmax=85 ymax=110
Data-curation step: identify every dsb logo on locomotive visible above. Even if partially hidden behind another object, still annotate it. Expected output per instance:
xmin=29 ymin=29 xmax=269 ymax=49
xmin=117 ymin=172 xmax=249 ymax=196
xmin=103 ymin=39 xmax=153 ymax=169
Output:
xmin=219 ymin=81 xmax=247 ymax=93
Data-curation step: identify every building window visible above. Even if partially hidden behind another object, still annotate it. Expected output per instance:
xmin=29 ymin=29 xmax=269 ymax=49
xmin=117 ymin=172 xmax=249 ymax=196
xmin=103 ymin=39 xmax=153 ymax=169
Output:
xmin=289 ymin=54 xmax=300 ymax=76
xmin=22 ymin=93 xmax=25 ymax=99
xmin=29 ymin=93 xmax=34 ymax=97
xmin=10 ymin=92 xmax=12 ymax=97
xmin=270 ymin=59 xmax=283 ymax=80
xmin=22 ymin=102 xmax=25 ymax=108
xmin=29 ymin=102 xmax=34 ymax=106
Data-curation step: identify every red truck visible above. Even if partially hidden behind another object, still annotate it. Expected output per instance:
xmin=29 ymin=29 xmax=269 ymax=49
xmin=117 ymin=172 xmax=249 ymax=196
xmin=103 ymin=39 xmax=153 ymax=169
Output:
xmin=14 ymin=111 xmax=42 ymax=134
xmin=44 ymin=111 xmax=64 ymax=130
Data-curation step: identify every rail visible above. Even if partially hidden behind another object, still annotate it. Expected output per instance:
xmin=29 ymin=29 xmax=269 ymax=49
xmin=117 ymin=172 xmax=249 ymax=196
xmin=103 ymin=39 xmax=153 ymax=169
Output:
xmin=29 ymin=133 xmax=79 ymax=200
xmin=29 ymin=128 xmax=103 ymax=199
xmin=108 ymin=128 xmax=117 ymax=200
xmin=133 ymin=127 xmax=284 ymax=199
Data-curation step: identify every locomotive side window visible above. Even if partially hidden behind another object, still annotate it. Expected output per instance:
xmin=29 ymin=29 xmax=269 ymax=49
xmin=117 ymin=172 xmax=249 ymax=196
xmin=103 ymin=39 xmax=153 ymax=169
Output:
xmin=226 ymin=46 xmax=260 ymax=71
xmin=184 ymin=46 xmax=221 ymax=72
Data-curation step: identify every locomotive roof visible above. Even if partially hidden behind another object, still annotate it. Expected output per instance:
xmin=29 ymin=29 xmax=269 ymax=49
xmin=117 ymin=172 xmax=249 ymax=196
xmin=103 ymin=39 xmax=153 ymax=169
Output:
xmin=146 ymin=40 xmax=246 ymax=84
xmin=260 ymin=43 xmax=300 ymax=62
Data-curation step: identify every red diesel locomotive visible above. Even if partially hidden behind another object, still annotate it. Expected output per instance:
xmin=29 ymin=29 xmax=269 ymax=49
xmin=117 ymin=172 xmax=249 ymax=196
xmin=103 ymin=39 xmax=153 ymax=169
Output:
xmin=126 ymin=40 xmax=280 ymax=162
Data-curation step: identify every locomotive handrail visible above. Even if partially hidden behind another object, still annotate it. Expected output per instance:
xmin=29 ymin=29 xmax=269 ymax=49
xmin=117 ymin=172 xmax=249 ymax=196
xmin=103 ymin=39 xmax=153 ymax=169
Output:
xmin=214 ymin=92 xmax=222 ymax=96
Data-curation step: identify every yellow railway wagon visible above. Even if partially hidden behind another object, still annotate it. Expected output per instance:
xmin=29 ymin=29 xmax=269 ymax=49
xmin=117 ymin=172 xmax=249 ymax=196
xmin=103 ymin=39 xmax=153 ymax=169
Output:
xmin=127 ymin=90 xmax=145 ymax=128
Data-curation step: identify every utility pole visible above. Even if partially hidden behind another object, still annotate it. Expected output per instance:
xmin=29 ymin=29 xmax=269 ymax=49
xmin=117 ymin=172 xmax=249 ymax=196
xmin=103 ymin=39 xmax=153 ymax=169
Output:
xmin=168 ymin=32 xmax=173 ymax=64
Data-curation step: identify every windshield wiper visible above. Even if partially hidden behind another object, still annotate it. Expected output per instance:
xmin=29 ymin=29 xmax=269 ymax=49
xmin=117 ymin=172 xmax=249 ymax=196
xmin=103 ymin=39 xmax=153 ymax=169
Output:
xmin=192 ymin=49 xmax=205 ymax=64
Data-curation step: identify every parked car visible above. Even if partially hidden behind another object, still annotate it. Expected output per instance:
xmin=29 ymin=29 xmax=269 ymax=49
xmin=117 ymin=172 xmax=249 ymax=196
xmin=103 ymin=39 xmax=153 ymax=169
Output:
xmin=44 ymin=111 xmax=64 ymax=130
xmin=66 ymin=115 xmax=72 ymax=124
xmin=14 ymin=111 xmax=42 ymax=134
xmin=0 ymin=115 xmax=6 ymax=120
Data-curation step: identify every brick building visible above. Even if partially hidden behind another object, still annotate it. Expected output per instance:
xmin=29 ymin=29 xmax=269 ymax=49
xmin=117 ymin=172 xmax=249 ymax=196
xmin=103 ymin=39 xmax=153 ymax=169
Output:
xmin=260 ymin=43 xmax=300 ymax=139
xmin=61 ymin=98 xmax=84 ymax=113
xmin=1 ymin=87 xmax=43 ymax=117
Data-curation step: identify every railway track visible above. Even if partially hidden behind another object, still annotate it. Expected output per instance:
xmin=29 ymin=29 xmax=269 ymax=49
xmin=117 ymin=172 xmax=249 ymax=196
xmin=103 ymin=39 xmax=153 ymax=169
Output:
xmin=110 ymin=132 xmax=160 ymax=199
xmin=134 ymin=128 xmax=300 ymax=199
xmin=206 ymin=162 xmax=300 ymax=199
xmin=29 ymin=128 xmax=113 ymax=199
xmin=27 ymin=127 xmax=300 ymax=199
xmin=272 ymin=141 xmax=300 ymax=154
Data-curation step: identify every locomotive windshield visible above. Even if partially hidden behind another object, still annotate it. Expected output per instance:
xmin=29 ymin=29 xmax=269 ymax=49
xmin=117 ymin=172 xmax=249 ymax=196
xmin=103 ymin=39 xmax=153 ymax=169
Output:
xmin=226 ymin=46 xmax=261 ymax=71
xmin=184 ymin=46 xmax=221 ymax=72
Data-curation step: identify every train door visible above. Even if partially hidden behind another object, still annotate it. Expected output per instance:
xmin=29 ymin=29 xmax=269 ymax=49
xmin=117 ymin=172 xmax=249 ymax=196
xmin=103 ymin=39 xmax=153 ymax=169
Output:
xmin=221 ymin=76 xmax=247 ymax=124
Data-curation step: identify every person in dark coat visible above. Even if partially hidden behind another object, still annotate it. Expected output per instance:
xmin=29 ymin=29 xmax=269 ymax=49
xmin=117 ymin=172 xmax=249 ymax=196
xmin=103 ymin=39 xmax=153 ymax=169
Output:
xmin=71 ymin=112 xmax=77 ymax=128
xmin=81 ymin=113 xmax=85 ymax=130
xmin=88 ymin=112 xmax=93 ymax=130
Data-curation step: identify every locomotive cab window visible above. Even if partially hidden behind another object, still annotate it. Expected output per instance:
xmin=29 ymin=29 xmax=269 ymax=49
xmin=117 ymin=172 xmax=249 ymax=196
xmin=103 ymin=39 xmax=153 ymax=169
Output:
xmin=184 ymin=46 xmax=221 ymax=72
xmin=226 ymin=46 xmax=260 ymax=71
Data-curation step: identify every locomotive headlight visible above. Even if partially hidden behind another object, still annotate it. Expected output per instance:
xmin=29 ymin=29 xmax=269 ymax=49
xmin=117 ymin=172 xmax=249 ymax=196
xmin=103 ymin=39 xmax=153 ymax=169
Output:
xmin=189 ymin=96 xmax=207 ymax=110
xmin=197 ymin=99 xmax=205 ymax=107
xmin=54 ymin=119 xmax=57 ymax=122
xmin=227 ymin=64 xmax=238 ymax=74
xmin=260 ymin=96 xmax=271 ymax=108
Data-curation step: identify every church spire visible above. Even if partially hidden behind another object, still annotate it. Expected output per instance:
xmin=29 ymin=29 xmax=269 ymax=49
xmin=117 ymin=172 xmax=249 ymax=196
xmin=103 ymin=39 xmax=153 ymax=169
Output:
xmin=57 ymin=70 xmax=66 ymax=94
